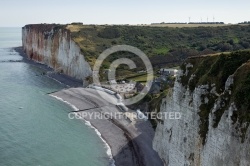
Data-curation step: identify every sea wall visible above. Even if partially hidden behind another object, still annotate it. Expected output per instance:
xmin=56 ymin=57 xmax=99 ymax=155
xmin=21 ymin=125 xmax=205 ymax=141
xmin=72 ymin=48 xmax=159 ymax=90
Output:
xmin=22 ymin=24 xmax=92 ymax=86
xmin=153 ymin=52 xmax=250 ymax=166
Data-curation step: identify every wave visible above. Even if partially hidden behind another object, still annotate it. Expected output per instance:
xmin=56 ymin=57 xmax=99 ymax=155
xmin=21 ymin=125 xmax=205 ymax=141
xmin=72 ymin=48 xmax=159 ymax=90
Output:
xmin=49 ymin=95 xmax=115 ymax=166
xmin=45 ymin=75 xmax=70 ymax=88
xmin=0 ymin=60 xmax=22 ymax=63
xmin=0 ymin=48 xmax=23 ymax=62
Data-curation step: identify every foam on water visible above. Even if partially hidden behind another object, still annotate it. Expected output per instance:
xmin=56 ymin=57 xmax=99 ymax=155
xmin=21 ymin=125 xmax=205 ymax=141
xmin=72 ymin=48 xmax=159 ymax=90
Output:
xmin=50 ymin=95 xmax=116 ymax=166
xmin=0 ymin=28 xmax=110 ymax=166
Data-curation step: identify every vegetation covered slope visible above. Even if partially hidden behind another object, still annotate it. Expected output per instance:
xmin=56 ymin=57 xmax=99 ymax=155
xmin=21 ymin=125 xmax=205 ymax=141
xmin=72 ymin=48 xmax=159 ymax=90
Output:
xmin=180 ymin=50 xmax=250 ymax=144
xmin=66 ymin=24 xmax=250 ymax=69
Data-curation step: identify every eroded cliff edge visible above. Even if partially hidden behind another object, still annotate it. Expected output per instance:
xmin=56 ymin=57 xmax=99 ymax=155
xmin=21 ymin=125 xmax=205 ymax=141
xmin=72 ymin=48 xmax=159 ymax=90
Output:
xmin=22 ymin=24 xmax=92 ymax=86
xmin=153 ymin=51 xmax=250 ymax=166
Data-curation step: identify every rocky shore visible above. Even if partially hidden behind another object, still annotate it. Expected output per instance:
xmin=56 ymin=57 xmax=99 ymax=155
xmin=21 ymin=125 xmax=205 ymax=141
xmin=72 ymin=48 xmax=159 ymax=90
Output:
xmin=51 ymin=88 xmax=163 ymax=166
xmin=15 ymin=47 xmax=163 ymax=166
xmin=15 ymin=47 xmax=83 ymax=87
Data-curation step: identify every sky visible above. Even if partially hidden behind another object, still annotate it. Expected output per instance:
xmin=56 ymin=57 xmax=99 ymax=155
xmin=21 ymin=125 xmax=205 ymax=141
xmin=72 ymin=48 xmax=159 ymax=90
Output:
xmin=0 ymin=0 xmax=250 ymax=27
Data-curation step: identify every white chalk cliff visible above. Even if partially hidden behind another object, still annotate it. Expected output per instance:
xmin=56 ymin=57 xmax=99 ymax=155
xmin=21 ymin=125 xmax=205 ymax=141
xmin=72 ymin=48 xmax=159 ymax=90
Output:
xmin=153 ymin=53 xmax=250 ymax=166
xmin=22 ymin=24 xmax=92 ymax=86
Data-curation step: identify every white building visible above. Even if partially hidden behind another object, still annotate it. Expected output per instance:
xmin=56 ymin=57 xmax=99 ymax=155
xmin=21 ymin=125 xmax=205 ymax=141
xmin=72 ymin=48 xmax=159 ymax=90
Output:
xmin=159 ymin=68 xmax=178 ymax=77
xmin=110 ymin=79 xmax=117 ymax=84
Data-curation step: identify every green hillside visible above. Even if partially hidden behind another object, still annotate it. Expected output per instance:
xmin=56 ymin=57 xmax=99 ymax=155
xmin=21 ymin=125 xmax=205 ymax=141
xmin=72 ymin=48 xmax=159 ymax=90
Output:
xmin=180 ymin=50 xmax=250 ymax=144
xmin=66 ymin=24 xmax=250 ymax=70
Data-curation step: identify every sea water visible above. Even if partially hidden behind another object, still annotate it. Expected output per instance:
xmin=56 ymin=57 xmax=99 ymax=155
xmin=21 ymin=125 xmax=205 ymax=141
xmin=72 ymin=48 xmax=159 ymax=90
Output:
xmin=0 ymin=27 xmax=109 ymax=166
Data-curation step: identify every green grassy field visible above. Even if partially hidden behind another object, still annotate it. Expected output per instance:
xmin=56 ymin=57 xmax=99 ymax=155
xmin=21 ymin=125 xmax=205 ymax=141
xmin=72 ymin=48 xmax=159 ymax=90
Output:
xmin=143 ymin=23 xmax=231 ymax=28
xmin=126 ymin=73 xmax=153 ymax=83
xmin=65 ymin=24 xmax=250 ymax=81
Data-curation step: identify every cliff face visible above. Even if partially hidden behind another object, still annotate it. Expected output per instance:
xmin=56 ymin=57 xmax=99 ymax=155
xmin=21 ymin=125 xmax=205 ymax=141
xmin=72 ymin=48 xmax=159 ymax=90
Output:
xmin=22 ymin=24 xmax=92 ymax=86
xmin=153 ymin=51 xmax=250 ymax=166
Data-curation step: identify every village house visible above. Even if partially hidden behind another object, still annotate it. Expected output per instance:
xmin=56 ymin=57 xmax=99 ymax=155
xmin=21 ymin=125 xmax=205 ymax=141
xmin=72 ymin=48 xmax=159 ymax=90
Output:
xmin=159 ymin=68 xmax=178 ymax=77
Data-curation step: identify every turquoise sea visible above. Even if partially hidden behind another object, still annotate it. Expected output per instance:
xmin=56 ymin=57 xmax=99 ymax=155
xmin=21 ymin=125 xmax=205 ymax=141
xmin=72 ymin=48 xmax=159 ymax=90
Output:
xmin=0 ymin=28 xmax=109 ymax=166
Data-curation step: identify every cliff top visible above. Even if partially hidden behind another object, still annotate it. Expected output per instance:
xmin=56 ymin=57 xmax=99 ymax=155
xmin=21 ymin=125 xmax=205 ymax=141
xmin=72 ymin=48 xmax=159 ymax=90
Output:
xmin=180 ymin=50 xmax=250 ymax=143
xmin=64 ymin=24 xmax=250 ymax=68
xmin=23 ymin=24 xmax=65 ymax=31
xmin=23 ymin=23 xmax=250 ymax=73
